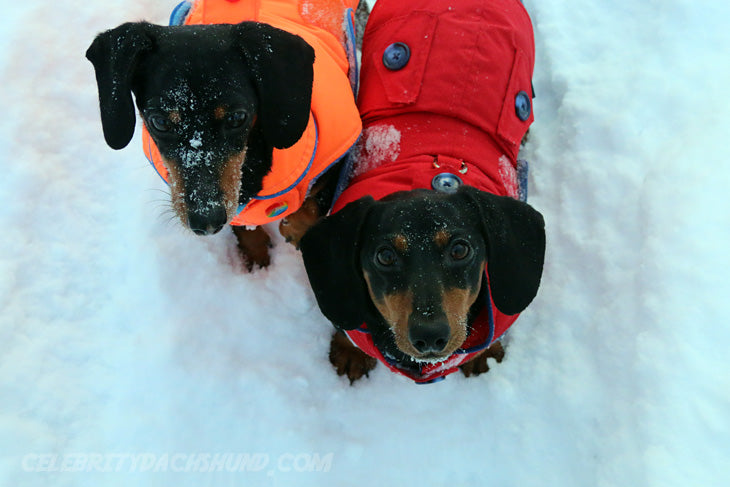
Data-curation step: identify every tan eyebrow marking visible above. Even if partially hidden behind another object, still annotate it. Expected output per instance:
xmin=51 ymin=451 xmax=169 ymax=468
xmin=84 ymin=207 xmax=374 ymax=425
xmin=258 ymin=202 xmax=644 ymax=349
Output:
xmin=393 ymin=234 xmax=408 ymax=252
xmin=434 ymin=229 xmax=450 ymax=248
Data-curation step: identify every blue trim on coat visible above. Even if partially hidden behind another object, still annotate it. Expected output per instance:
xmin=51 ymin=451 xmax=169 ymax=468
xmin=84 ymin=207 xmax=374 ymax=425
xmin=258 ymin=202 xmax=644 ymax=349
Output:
xmin=169 ymin=1 xmax=192 ymax=26
xmin=344 ymin=8 xmax=360 ymax=97
xmin=145 ymin=134 xmax=169 ymax=185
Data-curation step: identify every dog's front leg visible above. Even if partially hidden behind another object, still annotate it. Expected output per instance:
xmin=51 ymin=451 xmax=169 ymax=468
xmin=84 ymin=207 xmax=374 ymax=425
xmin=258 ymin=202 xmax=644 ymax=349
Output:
xmin=232 ymin=225 xmax=272 ymax=270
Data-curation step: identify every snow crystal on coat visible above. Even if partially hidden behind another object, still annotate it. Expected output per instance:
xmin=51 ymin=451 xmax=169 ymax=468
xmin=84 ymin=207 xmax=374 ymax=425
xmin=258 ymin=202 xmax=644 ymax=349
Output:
xmin=352 ymin=124 xmax=401 ymax=177
xmin=498 ymin=154 xmax=519 ymax=198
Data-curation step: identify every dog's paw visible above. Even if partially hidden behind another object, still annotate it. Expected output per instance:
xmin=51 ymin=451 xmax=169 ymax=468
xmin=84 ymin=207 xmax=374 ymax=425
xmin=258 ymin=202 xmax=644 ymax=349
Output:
xmin=329 ymin=330 xmax=377 ymax=384
xmin=460 ymin=341 xmax=505 ymax=378
xmin=232 ymin=225 xmax=272 ymax=270
xmin=241 ymin=245 xmax=272 ymax=271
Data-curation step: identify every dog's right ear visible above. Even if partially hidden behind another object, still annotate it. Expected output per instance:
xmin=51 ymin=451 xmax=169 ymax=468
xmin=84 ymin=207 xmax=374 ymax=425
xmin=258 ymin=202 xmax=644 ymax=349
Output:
xmin=300 ymin=197 xmax=376 ymax=331
xmin=233 ymin=22 xmax=315 ymax=150
xmin=86 ymin=23 xmax=152 ymax=150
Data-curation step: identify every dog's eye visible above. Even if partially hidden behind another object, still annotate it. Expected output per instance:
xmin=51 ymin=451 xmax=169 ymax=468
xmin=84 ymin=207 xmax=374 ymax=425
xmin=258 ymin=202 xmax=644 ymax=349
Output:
xmin=148 ymin=115 xmax=172 ymax=132
xmin=375 ymin=247 xmax=397 ymax=267
xmin=225 ymin=111 xmax=248 ymax=129
xmin=450 ymin=241 xmax=471 ymax=261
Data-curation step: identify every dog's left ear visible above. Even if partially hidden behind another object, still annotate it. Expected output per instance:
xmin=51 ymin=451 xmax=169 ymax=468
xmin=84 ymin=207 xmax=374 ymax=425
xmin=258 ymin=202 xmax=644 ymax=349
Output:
xmin=458 ymin=186 xmax=546 ymax=315
xmin=86 ymin=22 xmax=153 ymax=150
xmin=233 ymin=22 xmax=315 ymax=149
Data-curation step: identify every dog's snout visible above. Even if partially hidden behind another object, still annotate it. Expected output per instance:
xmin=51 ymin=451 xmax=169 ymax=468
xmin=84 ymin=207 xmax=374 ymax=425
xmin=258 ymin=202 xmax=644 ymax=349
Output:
xmin=188 ymin=206 xmax=227 ymax=236
xmin=408 ymin=320 xmax=450 ymax=354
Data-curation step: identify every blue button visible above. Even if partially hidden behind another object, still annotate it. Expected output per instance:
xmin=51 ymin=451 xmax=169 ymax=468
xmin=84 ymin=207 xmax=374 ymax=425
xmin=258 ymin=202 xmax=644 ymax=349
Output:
xmin=515 ymin=91 xmax=531 ymax=121
xmin=432 ymin=173 xmax=462 ymax=194
xmin=383 ymin=42 xmax=410 ymax=70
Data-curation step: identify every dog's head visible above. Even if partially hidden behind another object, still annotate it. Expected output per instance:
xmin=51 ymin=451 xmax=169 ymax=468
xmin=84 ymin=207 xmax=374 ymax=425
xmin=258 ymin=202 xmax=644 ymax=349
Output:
xmin=301 ymin=186 xmax=545 ymax=363
xmin=86 ymin=22 xmax=315 ymax=234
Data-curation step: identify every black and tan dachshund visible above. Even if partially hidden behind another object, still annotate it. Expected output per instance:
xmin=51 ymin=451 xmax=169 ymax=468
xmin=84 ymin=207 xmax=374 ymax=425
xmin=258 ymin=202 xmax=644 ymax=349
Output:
xmin=299 ymin=0 xmax=544 ymax=384
xmin=86 ymin=0 xmax=364 ymax=268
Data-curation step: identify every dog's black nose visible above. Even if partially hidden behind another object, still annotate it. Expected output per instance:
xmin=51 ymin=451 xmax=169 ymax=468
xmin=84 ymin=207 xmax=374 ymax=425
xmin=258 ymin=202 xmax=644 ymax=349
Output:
xmin=409 ymin=321 xmax=450 ymax=354
xmin=188 ymin=206 xmax=227 ymax=236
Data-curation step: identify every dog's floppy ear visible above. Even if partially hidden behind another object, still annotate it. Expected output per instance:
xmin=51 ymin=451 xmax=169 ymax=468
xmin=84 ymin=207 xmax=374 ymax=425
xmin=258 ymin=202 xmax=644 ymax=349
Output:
xmin=459 ymin=186 xmax=546 ymax=315
xmin=233 ymin=22 xmax=315 ymax=149
xmin=300 ymin=197 xmax=376 ymax=331
xmin=86 ymin=22 xmax=152 ymax=150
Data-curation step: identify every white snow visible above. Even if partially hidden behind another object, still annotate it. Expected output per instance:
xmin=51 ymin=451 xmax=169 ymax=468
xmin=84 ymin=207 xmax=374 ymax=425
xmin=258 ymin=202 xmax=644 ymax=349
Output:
xmin=1 ymin=0 xmax=729 ymax=486
xmin=189 ymin=135 xmax=203 ymax=149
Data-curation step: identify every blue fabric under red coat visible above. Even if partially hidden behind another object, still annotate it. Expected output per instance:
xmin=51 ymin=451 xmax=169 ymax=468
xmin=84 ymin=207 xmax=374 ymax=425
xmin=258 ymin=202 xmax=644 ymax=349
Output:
xmin=334 ymin=0 xmax=535 ymax=383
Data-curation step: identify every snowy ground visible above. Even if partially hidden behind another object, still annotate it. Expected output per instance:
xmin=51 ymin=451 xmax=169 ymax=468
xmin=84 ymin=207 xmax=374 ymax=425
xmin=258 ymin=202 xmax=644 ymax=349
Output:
xmin=1 ymin=0 xmax=729 ymax=486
